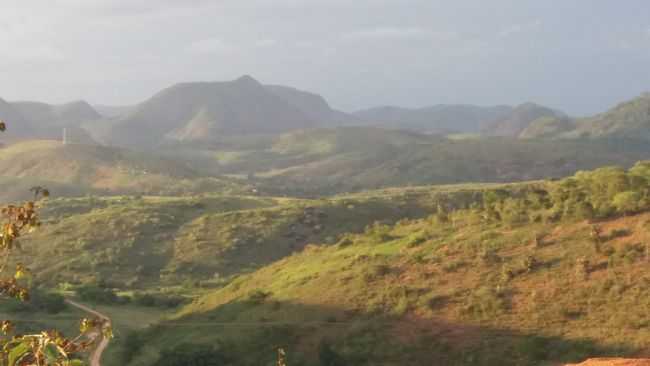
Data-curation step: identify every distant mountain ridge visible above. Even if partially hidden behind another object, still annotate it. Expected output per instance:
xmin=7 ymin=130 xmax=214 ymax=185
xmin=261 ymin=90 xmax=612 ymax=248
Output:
xmin=353 ymin=104 xmax=514 ymax=134
xmin=570 ymin=92 xmax=650 ymax=139
xmin=354 ymin=102 xmax=565 ymax=137
xmin=483 ymin=102 xmax=565 ymax=137
xmin=265 ymin=84 xmax=360 ymax=126
xmin=0 ymin=98 xmax=33 ymax=139
xmin=0 ymin=75 xmax=648 ymax=147
xmin=92 ymin=76 xmax=327 ymax=148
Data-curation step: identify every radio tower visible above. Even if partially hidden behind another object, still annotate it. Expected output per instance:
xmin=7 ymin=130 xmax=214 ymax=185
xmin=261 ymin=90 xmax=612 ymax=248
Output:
xmin=62 ymin=127 xmax=68 ymax=145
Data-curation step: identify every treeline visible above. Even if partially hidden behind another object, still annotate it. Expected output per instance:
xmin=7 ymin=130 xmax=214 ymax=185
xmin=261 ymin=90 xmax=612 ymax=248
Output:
xmin=442 ymin=161 xmax=650 ymax=226
xmin=75 ymin=283 xmax=187 ymax=308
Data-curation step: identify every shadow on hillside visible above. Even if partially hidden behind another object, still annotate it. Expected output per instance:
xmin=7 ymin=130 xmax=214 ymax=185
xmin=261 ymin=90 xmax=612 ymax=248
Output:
xmin=137 ymin=299 xmax=633 ymax=366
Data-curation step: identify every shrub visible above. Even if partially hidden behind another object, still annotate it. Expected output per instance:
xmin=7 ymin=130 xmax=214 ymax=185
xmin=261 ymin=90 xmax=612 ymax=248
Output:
xmin=521 ymin=255 xmax=539 ymax=273
xmin=478 ymin=248 xmax=501 ymax=265
xmin=406 ymin=234 xmax=427 ymax=248
xmin=609 ymin=228 xmax=632 ymax=240
xmin=246 ymin=289 xmax=272 ymax=304
xmin=425 ymin=294 xmax=448 ymax=310
xmin=32 ymin=291 xmax=67 ymax=314
xmin=76 ymin=284 xmax=119 ymax=304
xmin=464 ymin=286 xmax=507 ymax=319
xmin=442 ymin=260 xmax=466 ymax=273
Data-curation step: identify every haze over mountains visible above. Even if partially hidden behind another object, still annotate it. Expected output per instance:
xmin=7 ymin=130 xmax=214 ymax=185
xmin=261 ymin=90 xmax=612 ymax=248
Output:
xmin=0 ymin=75 xmax=648 ymax=149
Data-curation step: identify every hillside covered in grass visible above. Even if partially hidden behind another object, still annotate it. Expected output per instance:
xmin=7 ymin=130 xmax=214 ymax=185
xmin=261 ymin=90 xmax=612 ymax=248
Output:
xmin=17 ymin=183 xmax=501 ymax=290
xmin=0 ymin=140 xmax=249 ymax=201
xmin=162 ymin=127 xmax=650 ymax=195
xmin=117 ymin=163 xmax=650 ymax=366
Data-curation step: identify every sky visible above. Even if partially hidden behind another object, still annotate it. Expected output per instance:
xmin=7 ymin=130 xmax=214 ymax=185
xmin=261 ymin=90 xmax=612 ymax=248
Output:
xmin=0 ymin=0 xmax=649 ymax=116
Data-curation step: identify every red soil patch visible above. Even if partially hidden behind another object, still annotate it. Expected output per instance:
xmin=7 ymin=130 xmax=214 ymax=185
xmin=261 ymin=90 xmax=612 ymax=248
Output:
xmin=565 ymin=359 xmax=650 ymax=366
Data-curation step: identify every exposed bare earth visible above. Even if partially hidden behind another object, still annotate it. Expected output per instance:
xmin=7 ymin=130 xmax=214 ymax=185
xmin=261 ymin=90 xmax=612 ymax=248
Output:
xmin=65 ymin=299 xmax=111 ymax=366
xmin=566 ymin=359 xmax=650 ymax=366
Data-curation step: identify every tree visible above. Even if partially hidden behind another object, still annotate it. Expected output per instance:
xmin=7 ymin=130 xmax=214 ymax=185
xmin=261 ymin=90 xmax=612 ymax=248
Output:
xmin=0 ymin=120 xmax=110 ymax=366
xmin=612 ymin=191 xmax=641 ymax=215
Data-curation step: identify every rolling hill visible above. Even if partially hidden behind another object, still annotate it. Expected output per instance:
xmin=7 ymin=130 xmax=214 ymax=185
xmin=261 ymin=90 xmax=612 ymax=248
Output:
xmin=93 ymin=76 xmax=319 ymax=148
xmin=0 ymin=98 xmax=34 ymax=140
xmin=17 ymin=182 xmax=497 ymax=288
xmin=570 ymin=93 xmax=650 ymax=140
xmin=13 ymin=100 xmax=101 ymax=128
xmin=353 ymin=104 xmax=513 ymax=134
xmin=265 ymin=85 xmax=359 ymax=126
xmin=113 ymin=163 xmax=650 ymax=366
xmin=0 ymin=140 xmax=249 ymax=201
xmin=519 ymin=116 xmax=575 ymax=139
xmin=10 ymin=100 xmax=101 ymax=142
xmin=161 ymin=127 xmax=650 ymax=196
xmin=519 ymin=93 xmax=650 ymax=141
xmin=483 ymin=102 xmax=564 ymax=137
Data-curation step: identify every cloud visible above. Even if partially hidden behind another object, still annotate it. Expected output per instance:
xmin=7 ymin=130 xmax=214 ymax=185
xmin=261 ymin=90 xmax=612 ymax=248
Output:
xmin=187 ymin=38 xmax=228 ymax=54
xmin=255 ymin=39 xmax=278 ymax=48
xmin=498 ymin=20 xmax=542 ymax=38
xmin=342 ymin=27 xmax=458 ymax=42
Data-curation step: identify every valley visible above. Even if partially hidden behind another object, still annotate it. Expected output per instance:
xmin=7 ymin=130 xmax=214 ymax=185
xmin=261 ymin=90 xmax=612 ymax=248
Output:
xmin=1 ymin=76 xmax=650 ymax=366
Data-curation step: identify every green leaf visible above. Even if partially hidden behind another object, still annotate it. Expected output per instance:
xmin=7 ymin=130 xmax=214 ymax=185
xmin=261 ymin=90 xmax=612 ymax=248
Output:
xmin=69 ymin=360 xmax=86 ymax=366
xmin=44 ymin=343 xmax=60 ymax=364
xmin=8 ymin=341 xmax=30 ymax=366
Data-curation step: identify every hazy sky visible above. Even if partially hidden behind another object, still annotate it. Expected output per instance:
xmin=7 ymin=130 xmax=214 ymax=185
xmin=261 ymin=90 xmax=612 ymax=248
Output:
xmin=1 ymin=0 xmax=649 ymax=115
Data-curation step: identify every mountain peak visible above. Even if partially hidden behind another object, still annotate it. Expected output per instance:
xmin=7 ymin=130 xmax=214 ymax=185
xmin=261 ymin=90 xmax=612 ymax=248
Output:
xmin=234 ymin=74 xmax=260 ymax=85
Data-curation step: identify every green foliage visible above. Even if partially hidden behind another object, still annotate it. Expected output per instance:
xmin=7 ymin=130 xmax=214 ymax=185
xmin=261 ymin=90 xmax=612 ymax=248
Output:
xmin=157 ymin=343 xmax=230 ymax=366
xmin=76 ymin=284 xmax=121 ymax=304
xmin=132 ymin=292 xmax=186 ymax=308
xmin=464 ymin=286 xmax=508 ymax=319
xmin=246 ymin=289 xmax=272 ymax=304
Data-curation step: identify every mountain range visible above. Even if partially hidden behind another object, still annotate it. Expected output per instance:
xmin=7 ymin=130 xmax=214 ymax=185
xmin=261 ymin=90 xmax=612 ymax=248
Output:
xmin=0 ymin=75 xmax=648 ymax=148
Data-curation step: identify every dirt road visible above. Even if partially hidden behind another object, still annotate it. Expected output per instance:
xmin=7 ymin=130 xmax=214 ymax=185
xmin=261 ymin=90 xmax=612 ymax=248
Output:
xmin=65 ymin=299 xmax=111 ymax=366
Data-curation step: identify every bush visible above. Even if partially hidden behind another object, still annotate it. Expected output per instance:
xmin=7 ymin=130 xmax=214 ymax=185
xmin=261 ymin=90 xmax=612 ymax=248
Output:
xmin=1 ymin=289 xmax=67 ymax=314
xmin=464 ymin=286 xmax=507 ymax=319
xmin=425 ymin=294 xmax=448 ymax=310
xmin=406 ymin=234 xmax=427 ymax=248
xmin=133 ymin=293 xmax=186 ymax=308
xmin=76 ymin=284 xmax=119 ymax=304
xmin=246 ymin=289 xmax=272 ymax=304
xmin=32 ymin=291 xmax=66 ymax=314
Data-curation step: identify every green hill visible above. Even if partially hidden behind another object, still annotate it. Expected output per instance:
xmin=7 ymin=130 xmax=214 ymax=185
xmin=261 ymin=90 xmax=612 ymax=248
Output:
xmin=570 ymin=93 xmax=650 ymax=140
xmin=483 ymin=102 xmax=562 ymax=137
xmin=164 ymin=127 xmax=650 ymax=196
xmin=120 ymin=163 xmax=650 ymax=366
xmin=519 ymin=116 xmax=575 ymax=139
xmin=18 ymin=183 xmax=499 ymax=288
xmin=0 ymin=140 xmax=249 ymax=201
xmin=94 ymin=76 xmax=318 ymax=148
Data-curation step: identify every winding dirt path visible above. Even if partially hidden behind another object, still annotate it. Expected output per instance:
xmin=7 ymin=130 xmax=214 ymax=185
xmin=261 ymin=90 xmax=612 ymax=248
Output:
xmin=64 ymin=299 xmax=111 ymax=366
